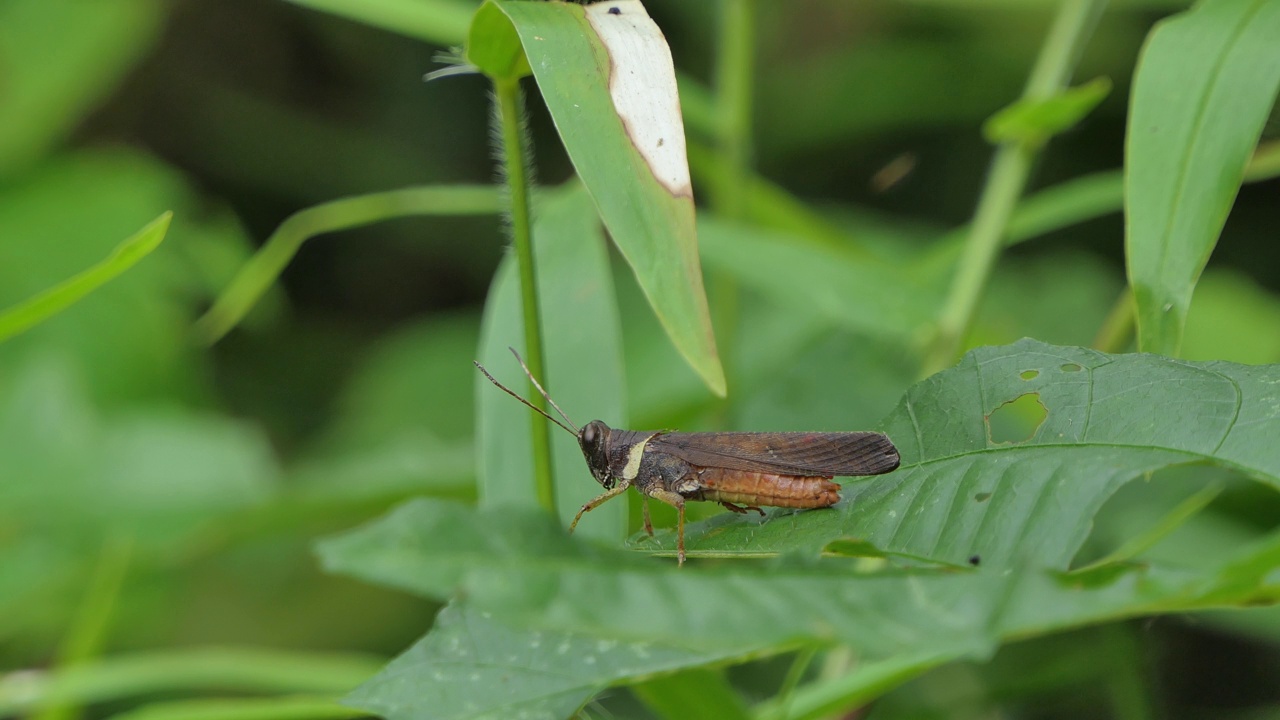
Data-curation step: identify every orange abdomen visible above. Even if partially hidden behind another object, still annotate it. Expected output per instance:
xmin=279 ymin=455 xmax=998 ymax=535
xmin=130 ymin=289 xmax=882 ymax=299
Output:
xmin=692 ymin=467 xmax=841 ymax=508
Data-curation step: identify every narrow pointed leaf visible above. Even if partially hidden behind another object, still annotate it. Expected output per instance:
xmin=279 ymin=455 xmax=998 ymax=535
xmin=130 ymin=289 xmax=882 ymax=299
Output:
xmin=1126 ymin=0 xmax=1280 ymax=355
xmin=0 ymin=213 xmax=170 ymax=343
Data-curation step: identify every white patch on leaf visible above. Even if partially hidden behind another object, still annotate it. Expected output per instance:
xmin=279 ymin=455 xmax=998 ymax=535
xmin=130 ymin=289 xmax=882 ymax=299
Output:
xmin=585 ymin=0 xmax=692 ymax=197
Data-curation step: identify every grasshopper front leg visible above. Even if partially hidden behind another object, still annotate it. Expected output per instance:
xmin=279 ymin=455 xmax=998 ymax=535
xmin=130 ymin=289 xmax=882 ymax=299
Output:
xmin=569 ymin=480 xmax=631 ymax=534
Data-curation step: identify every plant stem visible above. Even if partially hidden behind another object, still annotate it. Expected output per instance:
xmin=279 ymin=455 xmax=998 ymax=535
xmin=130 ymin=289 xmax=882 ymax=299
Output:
xmin=707 ymin=0 xmax=756 ymax=404
xmin=495 ymin=77 xmax=556 ymax=518
xmin=713 ymin=0 xmax=755 ymax=221
xmin=921 ymin=0 xmax=1108 ymax=377
xmin=34 ymin=532 xmax=133 ymax=720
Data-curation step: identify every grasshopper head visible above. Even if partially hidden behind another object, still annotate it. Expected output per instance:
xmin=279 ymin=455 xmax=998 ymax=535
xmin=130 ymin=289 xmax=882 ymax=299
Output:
xmin=578 ymin=420 xmax=616 ymax=489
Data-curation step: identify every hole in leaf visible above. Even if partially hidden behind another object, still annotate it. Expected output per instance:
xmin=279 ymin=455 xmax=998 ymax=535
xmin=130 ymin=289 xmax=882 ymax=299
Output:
xmin=974 ymin=492 xmax=992 ymax=502
xmin=986 ymin=392 xmax=1047 ymax=444
xmin=1020 ymin=369 xmax=1039 ymax=380
xmin=1060 ymin=363 xmax=1083 ymax=372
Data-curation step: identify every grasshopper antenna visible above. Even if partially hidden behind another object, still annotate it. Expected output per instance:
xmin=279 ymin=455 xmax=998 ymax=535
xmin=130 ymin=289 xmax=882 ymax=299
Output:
xmin=506 ymin=347 xmax=580 ymax=433
xmin=474 ymin=360 xmax=578 ymax=436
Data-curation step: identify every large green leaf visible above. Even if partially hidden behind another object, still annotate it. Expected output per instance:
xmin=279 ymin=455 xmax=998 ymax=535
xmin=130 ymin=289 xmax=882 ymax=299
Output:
xmin=487 ymin=0 xmax=725 ymax=395
xmin=697 ymin=217 xmax=941 ymax=342
xmin=644 ymin=339 xmax=1280 ymax=568
xmin=343 ymin=602 xmax=757 ymax=720
xmin=1126 ymin=0 xmax=1280 ymax=355
xmin=318 ymin=496 xmax=1280 ymax=664
xmin=321 ymin=339 xmax=1280 ymax=713
xmin=476 ymin=184 xmax=626 ymax=536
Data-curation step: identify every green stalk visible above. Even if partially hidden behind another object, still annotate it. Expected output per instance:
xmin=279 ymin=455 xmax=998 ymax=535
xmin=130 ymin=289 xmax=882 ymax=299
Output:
xmin=706 ymin=0 xmax=756 ymax=406
xmin=713 ymin=0 xmax=756 ymax=220
xmin=494 ymin=77 xmax=556 ymax=518
xmin=922 ymin=0 xmax=1109 ymax=377
xmin=34 ymin=533 xmax=133 ymax=720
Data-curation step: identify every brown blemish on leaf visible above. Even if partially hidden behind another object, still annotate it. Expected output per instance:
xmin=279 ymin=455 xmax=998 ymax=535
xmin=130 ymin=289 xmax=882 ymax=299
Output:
xmin=585 ymin=0 xmax=694 ymax=199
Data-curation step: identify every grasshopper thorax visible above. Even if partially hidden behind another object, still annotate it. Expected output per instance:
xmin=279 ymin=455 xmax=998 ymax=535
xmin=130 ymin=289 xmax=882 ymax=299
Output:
xmin=578 ymin=420 xmax=616 ymax=488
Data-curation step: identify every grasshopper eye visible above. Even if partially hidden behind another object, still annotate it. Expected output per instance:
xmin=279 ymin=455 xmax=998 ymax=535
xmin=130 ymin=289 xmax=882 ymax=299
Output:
xmin=581 ymin=423 xmax=596 ymax=446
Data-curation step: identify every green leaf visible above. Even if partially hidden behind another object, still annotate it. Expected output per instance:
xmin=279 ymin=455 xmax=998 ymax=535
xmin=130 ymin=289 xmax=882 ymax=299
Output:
xmin=283 ymin=0 xmax=476 ymax=47
xmin=0 ymin=0 xmax=163 ymax=178
xmin=1126 ymin=0 xmax=1280 ymax=355
xmin=343 ymin=603 xmax=756 ymax=720
xmin=1182 ymin=269 xmax=1280 ymax=364
xmin=647 ymin=339 xmax=1280 ymax=569
xmin=984 ymin=77 xmax=1111 ymax=147
xmin=476 ymin=184 xmax=626 ymax=537
xmin=0 ymin=150 xmax=255 ymax=407
xmin=752 ymin=651 xmax=946 ymax=720
xmin=320 ymin=339 xmax=1280 ymax=713
xmin=697 ymin=217 xmax=941 ymax=342
xmin=630 ymin=668 xmax=750 ymax=720
xmin=0 ymin=213 xmax=170 ymax=344
xmin=105 ymin=697 xmax=360 ymax=720
xmin=319 ymin=496 xmax=1280 ymax=664
xmin=493 ymin=0 xmax=725 ymax=396
xmin=195 ymin=186 xmax=503 ymax=343
xmin=465 ymin=2 xmax=530 ymax=81
xmin=0 ymin=649 xmax=379 ymax=716
xmin=0 ymin=359 xmax=279 ymax=642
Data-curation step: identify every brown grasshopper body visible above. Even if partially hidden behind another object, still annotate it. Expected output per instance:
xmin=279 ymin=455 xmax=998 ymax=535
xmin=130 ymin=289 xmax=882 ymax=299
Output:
xmin=477 ymin=352 xmax=900 ymax=564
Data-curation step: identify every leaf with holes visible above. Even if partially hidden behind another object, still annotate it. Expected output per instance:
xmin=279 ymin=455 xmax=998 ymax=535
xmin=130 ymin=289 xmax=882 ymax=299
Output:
xmin=641 ymin=338 xmax=1280 ymax=570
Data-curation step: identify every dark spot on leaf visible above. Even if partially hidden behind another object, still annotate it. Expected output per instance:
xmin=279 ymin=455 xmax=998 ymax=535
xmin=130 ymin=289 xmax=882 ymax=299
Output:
xmin=968 ymin=554 xmax=982 ymax=566
xmin=1020 ymin=369 xmax=1039 ymax=380
xmin=657 ymin=138 xmax=664 ymax=147
xmin=608 ymin=6 xmax=621 ymax=14
xmin=1061 ymin=363 xmax=1083 ymax=372
xmin=975 ymin=492 xmax=991 ymax=502
xmin=986 ymin=392 xmax=1048 ymax=445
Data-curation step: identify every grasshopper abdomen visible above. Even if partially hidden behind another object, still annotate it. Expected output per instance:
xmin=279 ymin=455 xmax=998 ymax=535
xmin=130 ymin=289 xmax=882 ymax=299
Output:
xmin=688 ymin=467 xmax=841 ymax=509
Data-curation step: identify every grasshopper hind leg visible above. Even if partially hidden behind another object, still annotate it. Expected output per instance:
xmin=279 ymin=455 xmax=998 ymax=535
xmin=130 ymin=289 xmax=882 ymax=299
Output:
xmin=644 ymin=489 xmax=687 ymax=566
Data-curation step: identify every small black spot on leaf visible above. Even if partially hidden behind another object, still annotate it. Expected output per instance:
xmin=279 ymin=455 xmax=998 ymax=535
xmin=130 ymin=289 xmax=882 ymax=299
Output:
xmin=608 ymin=6 xmax=621 ymax=14
xmin=968 ymin=554 xmax=982 ymax=566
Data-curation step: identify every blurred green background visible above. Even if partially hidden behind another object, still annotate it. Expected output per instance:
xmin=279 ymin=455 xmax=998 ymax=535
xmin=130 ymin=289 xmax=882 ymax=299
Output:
xmin=3 ymin=0 xmax=1280 ymax=718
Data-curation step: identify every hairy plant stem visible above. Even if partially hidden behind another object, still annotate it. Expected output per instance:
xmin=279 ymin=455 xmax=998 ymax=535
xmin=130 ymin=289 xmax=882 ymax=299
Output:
xmin=495 ymin=77 xmax=556 ymax=518
xmin=922 ymin=0 xmax=1109 ymax=377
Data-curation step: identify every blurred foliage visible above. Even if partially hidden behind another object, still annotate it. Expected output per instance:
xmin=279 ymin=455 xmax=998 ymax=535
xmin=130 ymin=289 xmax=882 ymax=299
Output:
xmin=2 ymin=1 xmax=1280 ymax=720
